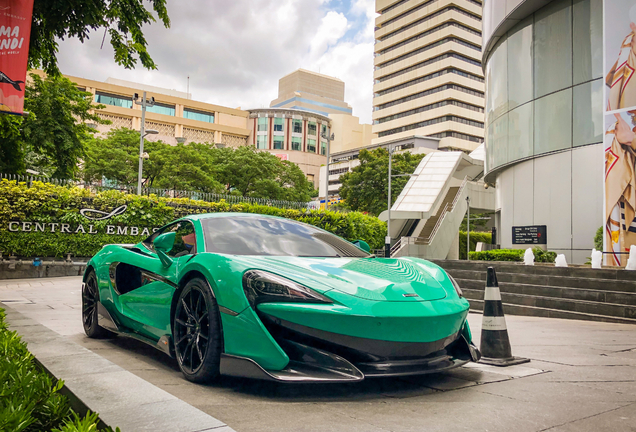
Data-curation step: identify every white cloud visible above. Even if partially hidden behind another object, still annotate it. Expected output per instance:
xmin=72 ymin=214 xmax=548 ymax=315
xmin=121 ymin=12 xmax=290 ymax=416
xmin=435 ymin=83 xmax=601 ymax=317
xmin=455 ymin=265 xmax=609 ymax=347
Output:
xmin=308 ymin=11 xmax=349 ymax=59
xmin=56 ymin=0 xmax=377 ymax=122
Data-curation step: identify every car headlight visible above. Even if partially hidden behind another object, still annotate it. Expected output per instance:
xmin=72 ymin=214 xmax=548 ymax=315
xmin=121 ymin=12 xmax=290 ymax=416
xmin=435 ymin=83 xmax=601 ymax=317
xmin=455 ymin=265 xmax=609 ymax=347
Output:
xmin=242 ymin=270 xmax=332 ymax=308
xmin=448 ymin=275 xmax=464 ymax=298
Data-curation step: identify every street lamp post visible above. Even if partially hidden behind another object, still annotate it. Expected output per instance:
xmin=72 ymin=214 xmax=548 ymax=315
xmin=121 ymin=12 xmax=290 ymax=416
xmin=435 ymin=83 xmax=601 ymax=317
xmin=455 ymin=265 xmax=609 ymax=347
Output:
xmin=321 ymin=128 xmax=335 ymax=208
xmin=466 ymin=196 xmax=471 ymax=260
xmin=386 ymin=145 xmax=417 ymax=258
xmin=386 ymin=145 xmax=394 ymax=257
xmin=134 ymin=91 xmax=157 ymax=195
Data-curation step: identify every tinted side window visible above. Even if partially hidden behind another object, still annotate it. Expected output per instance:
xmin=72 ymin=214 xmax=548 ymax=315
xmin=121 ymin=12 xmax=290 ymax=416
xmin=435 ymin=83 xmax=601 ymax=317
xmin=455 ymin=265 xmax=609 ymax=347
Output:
xmin=143 ymin=221 xmax=197 ymax=257
xmin=168 ymin=222 xmax=197 ymax=257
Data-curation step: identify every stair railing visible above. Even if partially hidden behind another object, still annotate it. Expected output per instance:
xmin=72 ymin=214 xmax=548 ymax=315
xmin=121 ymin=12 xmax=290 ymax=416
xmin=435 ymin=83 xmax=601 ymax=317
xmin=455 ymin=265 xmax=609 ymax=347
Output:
xmin=389 ymin=176 xmax=469 ymax=257
xmin=419 ymin=175 xmax=469 ymax=245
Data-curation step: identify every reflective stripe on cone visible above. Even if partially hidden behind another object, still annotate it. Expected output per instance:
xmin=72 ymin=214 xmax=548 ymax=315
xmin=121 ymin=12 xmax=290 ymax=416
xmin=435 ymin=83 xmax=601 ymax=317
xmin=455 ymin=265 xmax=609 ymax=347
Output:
xmin=479 ymin=266 xmax=530 ymax=367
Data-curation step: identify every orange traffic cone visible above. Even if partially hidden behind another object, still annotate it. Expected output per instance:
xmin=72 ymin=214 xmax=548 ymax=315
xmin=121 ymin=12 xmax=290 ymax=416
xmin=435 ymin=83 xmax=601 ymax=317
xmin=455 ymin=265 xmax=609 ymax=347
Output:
xmin=479 ymin=267 xmax=530 ymax=366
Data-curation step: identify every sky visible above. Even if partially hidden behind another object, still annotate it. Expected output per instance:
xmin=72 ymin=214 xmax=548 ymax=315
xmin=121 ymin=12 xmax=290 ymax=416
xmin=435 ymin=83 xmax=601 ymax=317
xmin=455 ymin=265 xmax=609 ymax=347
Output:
xmin=57 ymin=0 xmax=377 ymax=124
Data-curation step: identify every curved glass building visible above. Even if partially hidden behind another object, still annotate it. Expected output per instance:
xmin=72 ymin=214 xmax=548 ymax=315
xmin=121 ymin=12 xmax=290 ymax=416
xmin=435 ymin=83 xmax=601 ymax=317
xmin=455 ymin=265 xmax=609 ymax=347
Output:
xmin=482 ymin=0 xmax=603 ymax=263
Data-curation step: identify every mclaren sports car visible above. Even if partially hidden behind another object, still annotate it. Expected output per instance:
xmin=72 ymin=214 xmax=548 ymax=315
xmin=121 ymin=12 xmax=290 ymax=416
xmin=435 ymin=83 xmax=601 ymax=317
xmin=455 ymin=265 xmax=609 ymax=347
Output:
xmin=82 ymin=213 xmax=481 ymax=383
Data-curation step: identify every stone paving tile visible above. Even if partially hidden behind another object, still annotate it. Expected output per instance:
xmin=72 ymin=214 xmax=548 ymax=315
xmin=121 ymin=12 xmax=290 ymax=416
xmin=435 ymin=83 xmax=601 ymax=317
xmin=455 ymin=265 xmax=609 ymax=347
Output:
xmin=98 ymin=398 xmax=227 ymax=432
xmin=207 ymin=403 xmax=391 ymax=432
xmin=2 ymin=276 xmax=636 ymax=432
xmin=545 ymin=402 xmax=636 ymax=432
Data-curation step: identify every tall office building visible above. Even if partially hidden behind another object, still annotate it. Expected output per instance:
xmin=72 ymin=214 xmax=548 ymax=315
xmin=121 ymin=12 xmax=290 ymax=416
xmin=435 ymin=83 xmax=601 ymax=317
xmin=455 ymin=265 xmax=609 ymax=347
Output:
xmin=372 ymin=0 xmax=485 ymax=152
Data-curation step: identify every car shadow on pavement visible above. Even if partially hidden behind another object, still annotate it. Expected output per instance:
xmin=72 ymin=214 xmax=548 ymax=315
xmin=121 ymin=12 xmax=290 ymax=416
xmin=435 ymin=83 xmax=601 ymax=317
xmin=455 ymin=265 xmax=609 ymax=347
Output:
xmin=210 ymin=374 xmax=444 ymax=401
xmin=76 ymin=335 xmax=484 ymax=402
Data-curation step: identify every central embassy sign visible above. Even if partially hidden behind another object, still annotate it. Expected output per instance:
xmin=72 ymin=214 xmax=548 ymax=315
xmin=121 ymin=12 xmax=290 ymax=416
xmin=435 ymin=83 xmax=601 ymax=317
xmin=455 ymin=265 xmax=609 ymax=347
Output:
xmin=7 ymin=205 xmax=160 ymax=236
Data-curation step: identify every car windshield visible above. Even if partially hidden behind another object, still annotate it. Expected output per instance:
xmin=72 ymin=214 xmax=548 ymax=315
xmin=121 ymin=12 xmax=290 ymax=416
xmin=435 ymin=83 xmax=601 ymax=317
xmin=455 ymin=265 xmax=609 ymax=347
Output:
xmin=201 ymin=216 xmax=371 ymax=257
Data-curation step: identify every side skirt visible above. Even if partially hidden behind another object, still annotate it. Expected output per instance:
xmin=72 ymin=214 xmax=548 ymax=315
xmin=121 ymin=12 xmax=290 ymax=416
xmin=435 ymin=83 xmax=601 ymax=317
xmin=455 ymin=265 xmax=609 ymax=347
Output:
xmin=97 ymin=301 xmax=174 ymax=358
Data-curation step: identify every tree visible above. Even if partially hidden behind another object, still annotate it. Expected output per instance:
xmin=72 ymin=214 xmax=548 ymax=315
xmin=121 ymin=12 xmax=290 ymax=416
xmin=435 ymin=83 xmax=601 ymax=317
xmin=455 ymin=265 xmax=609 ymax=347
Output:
xmin=213 ymin=146 xmax=316 ymax=202
xmin=22 ymin=74 xmax=107 ymax=178
xmin=0 ymin=74 xmax=107 ymax=177
xmin=83 ymin=128 xmax=146 ymax=185
xmin=339 ymin=148 xmax=425 ymax=216
xmin=278 ymin=160 xmax=317 ymax=202
xmin=82 ymin=132 xmax=317 ymax=201
xmin=83 ymin=130 xmax=223 ymax=193
xmin=29 ymin=0 xmax=170 ymax=75
xmin=152 ymin=143 xmax=224 ymax=194
xmin=0 ymin=115 xmax=26 ymax=174
xmin=214 ymin=146 xmax=281 ymax=197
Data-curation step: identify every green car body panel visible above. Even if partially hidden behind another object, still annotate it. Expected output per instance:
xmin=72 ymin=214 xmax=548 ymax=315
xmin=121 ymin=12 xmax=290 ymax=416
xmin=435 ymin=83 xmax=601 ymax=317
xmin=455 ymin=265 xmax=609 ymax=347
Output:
xmin=84 ymin=212 xmax=478 ymax=380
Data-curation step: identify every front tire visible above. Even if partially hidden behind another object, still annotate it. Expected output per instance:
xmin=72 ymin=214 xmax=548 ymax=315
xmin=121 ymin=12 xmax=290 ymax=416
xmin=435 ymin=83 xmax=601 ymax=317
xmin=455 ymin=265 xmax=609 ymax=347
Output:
xmin=82 ymin=270 xmax=115 ymax=338
xmin=173 ymin=277 xmax=222 ymax=383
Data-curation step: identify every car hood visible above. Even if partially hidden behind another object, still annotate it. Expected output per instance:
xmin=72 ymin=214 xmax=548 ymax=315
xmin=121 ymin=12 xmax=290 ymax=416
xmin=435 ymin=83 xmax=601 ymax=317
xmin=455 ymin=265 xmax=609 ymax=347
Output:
xmin=231 ymin=255 xmax=450 ymax=302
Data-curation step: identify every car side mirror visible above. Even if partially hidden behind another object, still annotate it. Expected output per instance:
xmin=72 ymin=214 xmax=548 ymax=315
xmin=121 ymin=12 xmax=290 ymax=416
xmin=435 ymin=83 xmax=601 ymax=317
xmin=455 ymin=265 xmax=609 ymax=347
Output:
xmin=153 ymin=232 xmax=175 ymax=267
xmin=353 ymin=240 xmax=370 ymax=253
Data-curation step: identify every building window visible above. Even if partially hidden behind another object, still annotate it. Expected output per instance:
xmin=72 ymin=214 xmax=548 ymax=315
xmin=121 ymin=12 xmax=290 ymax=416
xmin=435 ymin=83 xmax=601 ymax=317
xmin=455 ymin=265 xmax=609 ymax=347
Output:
xmin=273 ymin=136 xmax=284 ymax=150
xmin=533 ymin=0 xmax=572 ymax=98
xmin=378 ymin=116 xmax=484 ymax=138
xmin=307 ymin=174 xmax=315 ymax=184
xmin=321 ymin=141 xmax=327 ymax=155
xmin=184 ymin=108 xmax=214 ymax=123
xmin=307 ymin=139 xmax=316 ymax=153
xmin=257 ymin=117 xmax=268 ymax=132
xmin=256 ymin=135 xmax=267 ymax=149
xmin=308 ymin=122 xmax=317 ymax=136
xmin=95 ymin=92 xmax=132 ymax=109
xmin=274 ymin=117 xmax=284 ymax=132
xmin=291 ymin=136 xmax=302 ymax=151
xmin=321 ymin=124 xmax=327 ymax=136
xmin=293 ymin=119 xmax=302 ymax=134
xmin=146 ymin=102 xmax=175 ymax=116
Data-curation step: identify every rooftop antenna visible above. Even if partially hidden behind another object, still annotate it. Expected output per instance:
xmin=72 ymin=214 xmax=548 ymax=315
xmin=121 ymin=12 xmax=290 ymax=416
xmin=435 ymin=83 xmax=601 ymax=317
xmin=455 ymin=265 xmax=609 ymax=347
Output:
xmin=187 ymin=76 xmax=190 ymax=99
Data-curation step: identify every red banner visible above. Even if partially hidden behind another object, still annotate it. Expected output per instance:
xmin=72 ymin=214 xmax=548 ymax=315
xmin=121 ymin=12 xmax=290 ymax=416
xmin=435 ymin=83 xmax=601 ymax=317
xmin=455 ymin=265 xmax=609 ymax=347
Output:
xmin=0 ymin=0 xmax=34 ymax=115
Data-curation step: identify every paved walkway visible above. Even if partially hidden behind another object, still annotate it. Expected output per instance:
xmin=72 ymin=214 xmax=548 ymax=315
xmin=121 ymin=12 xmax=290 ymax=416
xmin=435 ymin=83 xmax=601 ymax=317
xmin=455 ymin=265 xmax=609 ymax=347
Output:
xmin=1 ymin=276 xmax=635 ymax=432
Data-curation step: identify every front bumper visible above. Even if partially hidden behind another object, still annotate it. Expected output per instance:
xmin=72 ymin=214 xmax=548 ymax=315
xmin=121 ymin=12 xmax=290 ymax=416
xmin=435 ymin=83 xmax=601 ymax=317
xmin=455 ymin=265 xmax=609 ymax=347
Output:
xmin=219 ymin=310 xmax=481 ymax=383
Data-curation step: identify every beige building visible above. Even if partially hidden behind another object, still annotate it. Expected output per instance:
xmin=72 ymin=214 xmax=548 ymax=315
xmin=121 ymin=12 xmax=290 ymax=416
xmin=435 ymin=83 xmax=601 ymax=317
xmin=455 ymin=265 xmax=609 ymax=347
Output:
xmin=55 ymin=73 xmax=250 ymax=147
xmin=270 ymin=69 xmax=353 ymax=116
xmin=372 ymin=0 xmax=485 ymax=152
xmin=329 ymin=113 xmax=376 ymax=154
xmin=247 ymin=108 xmax=331 ymax=187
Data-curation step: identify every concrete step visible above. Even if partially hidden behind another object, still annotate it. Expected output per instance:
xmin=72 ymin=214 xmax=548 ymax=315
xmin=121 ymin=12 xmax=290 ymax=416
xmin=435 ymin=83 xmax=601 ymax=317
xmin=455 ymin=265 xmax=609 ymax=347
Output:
xmin=468 ymin=299 xmax=636 ymax=325
xmin=446 ymin=269 xmax=636 ymax=293
xmin=455 ymin=278 xmax=636 ymax=306
xmin=463 ymin=289 xmax=636 ymax=320
xmin=431 ymin=259 xmax=636 ymax=282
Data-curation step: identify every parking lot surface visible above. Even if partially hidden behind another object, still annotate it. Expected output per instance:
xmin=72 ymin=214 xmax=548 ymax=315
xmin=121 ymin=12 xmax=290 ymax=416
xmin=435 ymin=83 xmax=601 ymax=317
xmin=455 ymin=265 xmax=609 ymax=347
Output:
xmin=1 ymin=276 xmax=635 ymax=432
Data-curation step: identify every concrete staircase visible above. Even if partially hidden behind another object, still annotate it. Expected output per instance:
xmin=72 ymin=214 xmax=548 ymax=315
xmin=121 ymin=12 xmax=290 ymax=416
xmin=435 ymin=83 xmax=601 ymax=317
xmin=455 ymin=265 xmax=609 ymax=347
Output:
xmin=418 ymin=187 xmax=459 ymax=240
xmin=430 ymin=259 xmax=636 ymax=325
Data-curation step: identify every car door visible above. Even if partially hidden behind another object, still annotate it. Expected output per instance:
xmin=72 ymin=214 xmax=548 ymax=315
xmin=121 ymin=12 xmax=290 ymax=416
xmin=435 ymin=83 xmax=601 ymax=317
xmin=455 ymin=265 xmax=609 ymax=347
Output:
xmin=114 ymin=220 xmax=198 ymax=341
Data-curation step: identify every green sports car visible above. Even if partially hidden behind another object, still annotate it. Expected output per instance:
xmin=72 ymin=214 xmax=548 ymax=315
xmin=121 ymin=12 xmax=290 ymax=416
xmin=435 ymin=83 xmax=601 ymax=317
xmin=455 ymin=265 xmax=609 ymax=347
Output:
xmin=82 ymin=213 xmax=480 ymax=383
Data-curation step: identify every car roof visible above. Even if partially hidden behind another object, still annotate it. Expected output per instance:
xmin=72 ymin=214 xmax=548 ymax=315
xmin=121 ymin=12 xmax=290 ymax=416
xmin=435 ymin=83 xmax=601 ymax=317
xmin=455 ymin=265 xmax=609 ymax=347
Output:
xmin=186 ymin=212 xmax=289 ymax=222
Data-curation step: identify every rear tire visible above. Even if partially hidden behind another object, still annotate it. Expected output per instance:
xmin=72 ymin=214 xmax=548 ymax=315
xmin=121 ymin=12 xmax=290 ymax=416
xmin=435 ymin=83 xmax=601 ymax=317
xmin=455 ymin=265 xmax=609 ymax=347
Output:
xmin=173 ymin=277 xmax=222 ymax=383
xmin=82 ymin=270 xmax=115 ymax=339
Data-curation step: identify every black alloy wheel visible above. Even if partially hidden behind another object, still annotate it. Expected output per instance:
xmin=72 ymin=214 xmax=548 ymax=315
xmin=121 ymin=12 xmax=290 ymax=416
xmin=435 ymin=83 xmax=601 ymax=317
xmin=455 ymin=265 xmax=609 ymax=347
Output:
xmin=173 ymin=278 xmax=222 ymax=382
xmin=82 ymin=271 xmax=114 ymax=338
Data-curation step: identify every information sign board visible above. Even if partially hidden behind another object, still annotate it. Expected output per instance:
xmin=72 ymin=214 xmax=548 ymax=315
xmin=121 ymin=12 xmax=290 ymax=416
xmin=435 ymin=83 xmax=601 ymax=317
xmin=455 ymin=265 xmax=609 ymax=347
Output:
xmin=512 ymin=225 xmax=547 ymax=245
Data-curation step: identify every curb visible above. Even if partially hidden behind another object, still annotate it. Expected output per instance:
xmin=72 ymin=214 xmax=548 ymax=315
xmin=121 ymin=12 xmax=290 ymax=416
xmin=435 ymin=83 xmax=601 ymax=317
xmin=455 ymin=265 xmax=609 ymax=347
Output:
xmin=1 ymin=302 xmax=235 ymax=432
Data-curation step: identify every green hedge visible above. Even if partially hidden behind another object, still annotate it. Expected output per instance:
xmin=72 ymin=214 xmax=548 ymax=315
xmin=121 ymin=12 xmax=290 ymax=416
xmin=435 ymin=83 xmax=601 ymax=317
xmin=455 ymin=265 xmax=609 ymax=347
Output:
xmin=459 ymin=231 xmax=492 ymax=260
xmin=0 ymin=308 xmax=118 ymax=432
xmin=469 ymin=247 xmax=557 ymax=263
xmin=0 ymin=180 xmax=387 ymax=257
